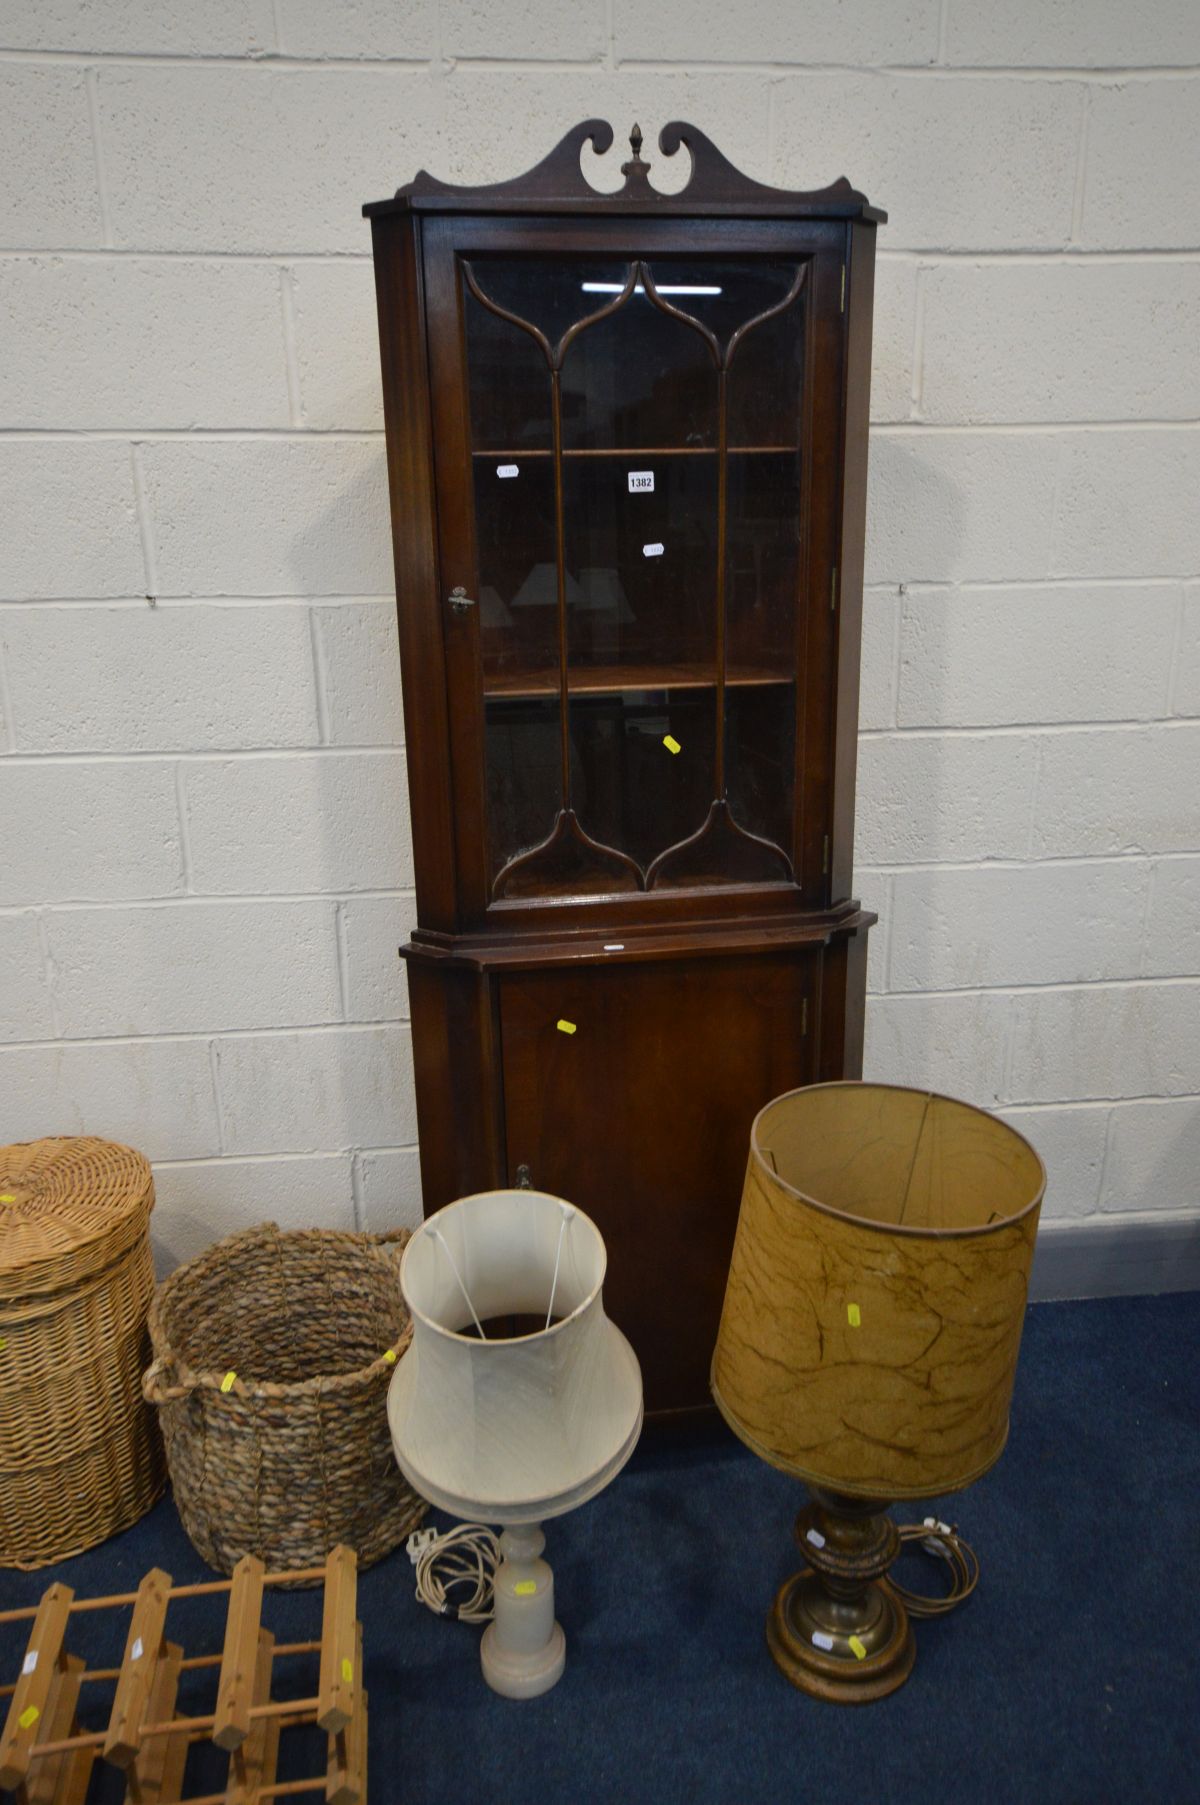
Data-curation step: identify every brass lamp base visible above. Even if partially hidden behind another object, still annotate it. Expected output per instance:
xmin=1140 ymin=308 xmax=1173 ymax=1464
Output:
xmin=766 ymin=1491 xmax=915 ymax=1705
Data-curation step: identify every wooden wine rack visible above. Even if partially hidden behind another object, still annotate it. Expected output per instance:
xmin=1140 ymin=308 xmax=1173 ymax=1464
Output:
xmin=0 ymin=1547 xmax=367 ymax=1804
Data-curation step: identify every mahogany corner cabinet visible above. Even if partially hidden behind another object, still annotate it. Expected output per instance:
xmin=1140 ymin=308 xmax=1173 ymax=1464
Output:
xmin=364 ymin=121 xmax=884 ymax=1416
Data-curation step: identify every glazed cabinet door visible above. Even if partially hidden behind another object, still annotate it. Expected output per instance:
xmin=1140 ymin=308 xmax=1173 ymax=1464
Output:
xmin=421 ymin=214 xmax=847 ymax=927
xmin=497 ymin=952 xmax=818 ymax=1414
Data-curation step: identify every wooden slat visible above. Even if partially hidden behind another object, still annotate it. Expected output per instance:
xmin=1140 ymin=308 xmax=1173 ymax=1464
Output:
xmin=127 ymin=1640 xmax=185 ymax=1805
xmin=0 ymin=1582 xmax=74 ymax=1789
xmin=326 ymin=1625 xmax=366 ymax=1805
xmin=224 ymin=1630 xmax=279 ymax=1805
xmin=483 ymin=660 xmax=792 ymax=700
xmin=2 ymin=1638 xmax=322 ymax=1696
xmin=22 ymin=1652 xmax=85 ymax=1805
xmin=104 ymin=1567 xmax=172 ymax=1769
xmin=49 ymin=1745 xmax=96 ymax=1805
xmin=316 ymin=1549 xmax=357 ymax=1735
xmin=213 ymin=1555 xmax=265 ymax=1753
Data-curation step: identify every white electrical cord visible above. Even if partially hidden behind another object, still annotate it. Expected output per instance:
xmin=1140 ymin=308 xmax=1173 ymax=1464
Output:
xmin=408 ymin=1524 xmax=500 ymax=1624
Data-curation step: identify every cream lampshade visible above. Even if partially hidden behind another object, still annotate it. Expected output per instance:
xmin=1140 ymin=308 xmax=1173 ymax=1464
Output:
xmin=712 ymin=1082 xmax=1045 ymax=1703
xmin=388 ymin=1188 xmax=642 ymax=1697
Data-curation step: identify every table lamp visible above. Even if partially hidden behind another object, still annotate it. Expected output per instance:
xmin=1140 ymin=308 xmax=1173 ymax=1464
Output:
xmin=387 ymin=1188 xmax=643 ymax=1697
xmin=712 ymin=1081 xmax=1045 ymax=1703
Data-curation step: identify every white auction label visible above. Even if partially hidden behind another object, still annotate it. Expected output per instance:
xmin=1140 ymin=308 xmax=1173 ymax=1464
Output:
xmin=22 ymin=1651 xmax=38 ymax=1676
xmin=805 ymin=1528 xmax=827 ymax=1549
xmin=131 ymin=1638 xmax=144 ymax=1661
xmin=642 ymin=542 xmax=664 ymax=558
xmin=811 ymin=1631 xmax=835 ymax=1652
xmin=496 ymin=464 xmax=519 ymax=478
xmin=627 ymin=470 xmax=654 ymax=493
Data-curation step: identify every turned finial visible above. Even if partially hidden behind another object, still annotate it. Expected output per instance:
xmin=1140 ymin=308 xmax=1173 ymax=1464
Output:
xmin=621 ymin=122 xmax=651 ymax=188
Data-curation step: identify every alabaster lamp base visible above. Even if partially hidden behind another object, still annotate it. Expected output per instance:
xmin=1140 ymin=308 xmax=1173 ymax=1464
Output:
xmin=479 ymin=1523 xmax=566 ymax=1699
xmin=766 ymin=1492 xmax=915 ymax=1705
xmin=388 ymin=1189 xmax=644 ymax=1698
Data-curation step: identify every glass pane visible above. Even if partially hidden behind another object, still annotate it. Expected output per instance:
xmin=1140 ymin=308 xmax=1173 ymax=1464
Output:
xmin=644 ymin=257 xmax=804 ymax=356
xmin=727 ymin=283 xmax=806 ymax=450
xmin=468 ymin=258 xmax=634 ymax=356
xmin=486 ymin=697 xmax=561 ymax=884
xmin=726 ymin=684 xmax=795 ymax=856
xmin=561 ymin=302 xmax=716 ymax=451
xmin=727 ymin=449 xmax=801 ymax=680
xmin=563 ymin=456 xmax=718 ymax=674
xmin=569 ymin=688 xmax=717 ymax=876
xmin=464 ymin=286 xmax=551 ymax=453
xmin=474 ymin=455 xmax=558 ymax=689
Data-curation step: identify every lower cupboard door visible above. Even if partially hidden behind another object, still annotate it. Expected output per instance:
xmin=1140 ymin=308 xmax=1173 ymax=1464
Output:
xmin=498 ymin=952 xmax=816 ymax=1414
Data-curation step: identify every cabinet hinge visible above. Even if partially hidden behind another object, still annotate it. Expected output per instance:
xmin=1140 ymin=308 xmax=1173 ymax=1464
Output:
xmin=822 ymin=835 xmax=830 ymax=875
xmin=830 ymin=566 xmax=838 ymax=612
xmin=840 ymin=265 xmax=846 ymax=312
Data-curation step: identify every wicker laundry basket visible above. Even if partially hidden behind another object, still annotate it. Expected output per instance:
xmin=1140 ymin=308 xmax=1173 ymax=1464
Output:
xmin=0 ymin=1137 xmax=165 ymax=1569
xmin=143 ymin=1221 xmax=427 ymax=1577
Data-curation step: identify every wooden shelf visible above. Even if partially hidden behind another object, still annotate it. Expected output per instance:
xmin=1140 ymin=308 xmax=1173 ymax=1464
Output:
xmin=472 ymin=445 xmax=800 ymax=460
xmin=484 ymin=663 xmax=791 ymax=700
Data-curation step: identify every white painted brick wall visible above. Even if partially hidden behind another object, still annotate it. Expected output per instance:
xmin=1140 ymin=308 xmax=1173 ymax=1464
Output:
xmin=0 ymin=1037 xmax=221 ymax=1160
xmin=2 ymin=1 xmax=1198 ymax=1262
xmin=920 ymin=263 xmax=1200 ymax=423
xmin=2 ymin=604 xmax=321 ymax=749
xmin=0 ymin=258 xmax=292 ymax=429
xmin=44 ymin=900 xmax=343 ymax=1036
xmin=2 ymin=442 xmax=144 ymax=597
xmin=181 ymin=752 xmax=412 ymax=892
xmin=888 ymin=862 xmax=1151 ymax=992
xmin=140 ymin=441 xmax=393 ymax=594
xmin=1144 ymin=859 xmax=1200 ymax=977
xmin=1177 ymin=590 xmax=1200 ymax=713
xmin=1 ymin=763 xmax=184 ymax=902
xmin=215 ymin=1026 xmax=417 ymax=1155
xmin=896 ymin=585 xmax=1178 ymax=727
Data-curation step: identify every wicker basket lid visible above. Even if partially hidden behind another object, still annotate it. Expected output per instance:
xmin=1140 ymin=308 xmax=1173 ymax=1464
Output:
xmin=0 ymin=1136 xmax=155 ymax=1302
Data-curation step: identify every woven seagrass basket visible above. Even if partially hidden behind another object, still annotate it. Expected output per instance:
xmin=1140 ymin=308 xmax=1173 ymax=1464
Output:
xmin=143 ymin=1220 xmax=427 ymax=1577
xmin=0 ymin=1136 xmax=165 ymax=1569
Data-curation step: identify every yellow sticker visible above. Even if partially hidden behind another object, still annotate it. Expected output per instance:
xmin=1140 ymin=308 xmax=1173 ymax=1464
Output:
xmin=663 ymin=734 xmax=681 ymax=755
xmin=0 ymin=1193 xmax=15 ymax=1203
xmin=382 ymin=1348 xmax=397 ymax=1365
xmin=513 ymin=1580 xmax=537 ymax=1597
xmin=220 ymin=1370 xmax=236 ymax=1393
xmin=341 ymin=1657 xmax=354 ymax=1684
xmin=848 ymin=1635 xmax=867 ymax=1661
xmin=557 ymin=1019 xmax=577 ymax=1035
xmin=18 ymin=1705 xmax=39 ymax=1729
xmin=847 ymin=1303 xmax=861 ymax=1328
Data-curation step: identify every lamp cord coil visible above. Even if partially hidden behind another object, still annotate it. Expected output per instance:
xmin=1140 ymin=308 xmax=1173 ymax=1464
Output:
xmin=410 ymin=1523 xmax=500 ymax=1624
xmin=405 ymin=1517 xmax=976 ymax=1629
xmin=889 ymin=1518 xmax=980 ymax=1618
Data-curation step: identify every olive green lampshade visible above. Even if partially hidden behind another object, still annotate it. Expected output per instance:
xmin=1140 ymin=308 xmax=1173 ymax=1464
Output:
xmin=711 ymin=1082 xmax=1046 ymax=1501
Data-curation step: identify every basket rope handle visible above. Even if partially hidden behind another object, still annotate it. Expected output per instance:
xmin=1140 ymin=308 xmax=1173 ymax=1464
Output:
xmin=142 ymin=1356 xmax=193 ymax=1405
xmin=370 ymin=1228 xmax=411 ymax=1250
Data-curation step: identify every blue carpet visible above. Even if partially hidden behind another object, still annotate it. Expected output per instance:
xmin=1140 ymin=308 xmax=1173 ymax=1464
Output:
xmin=3 ymin=1293 xmax=1198 ymax=1804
